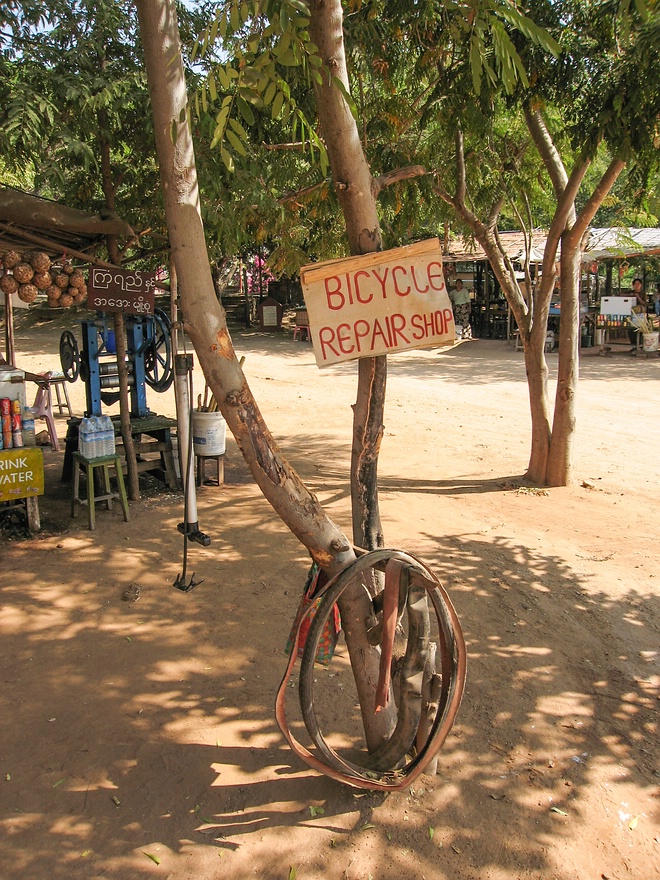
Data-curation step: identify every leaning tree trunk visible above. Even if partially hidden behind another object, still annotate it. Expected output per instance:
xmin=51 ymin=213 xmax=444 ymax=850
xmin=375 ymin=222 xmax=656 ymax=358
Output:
xmin=135 ymin=0 xmax=395 ymax=750
xmin=308 ymin=0 xmax=388 ymax=553
xmin=545 ymin=158 xmax=625 ymax=486
xmin=100 ymin=122 xmax=141 ymax=501
xmin=546 ymin=229 xmax=580 ymax=486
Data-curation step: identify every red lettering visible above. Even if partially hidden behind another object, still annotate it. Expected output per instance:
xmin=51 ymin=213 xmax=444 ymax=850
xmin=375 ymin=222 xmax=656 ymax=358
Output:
xmin=411 ymin=314 xmax=425 ymax=340
xmin=345 ymin=272 xmax=354 ymax=306
xmin=370 ymin=318 xmax=389 ymax=349
xmin=390 ymin=313 xmax=410 ymax=345
xmin=411 ymin=265 xmax=429 ymax=294
xmin=354 ymin=270 xmax=372 ymax=304
xmin=354 ymin=319 xmax=370 ymax=353
xmin=319 ymin=326 xmax=340 ymax=360
xmin=427 ymin=261 xmax=444 ymax=291
xmin=443 ymin=308 xmax=454 ymax=331
xmin=392 ymin=265 xmax=411 ymax=297
xmin=336 ymin=323 xmax=355 ymax=355
xmin=325 ymin=276 xmax=345 ymax=311
xmin=373 ymin=267 xmax=390 ymax=299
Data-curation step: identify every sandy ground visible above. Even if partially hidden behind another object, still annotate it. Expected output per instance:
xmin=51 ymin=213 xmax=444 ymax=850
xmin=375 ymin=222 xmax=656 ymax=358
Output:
xmin=1 ymin=307 xmax=659 ymax=880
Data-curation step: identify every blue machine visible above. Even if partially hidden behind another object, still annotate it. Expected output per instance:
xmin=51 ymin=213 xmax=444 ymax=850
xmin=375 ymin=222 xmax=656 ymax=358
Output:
xmin=59 ymin=309 xmax=173 ymax=418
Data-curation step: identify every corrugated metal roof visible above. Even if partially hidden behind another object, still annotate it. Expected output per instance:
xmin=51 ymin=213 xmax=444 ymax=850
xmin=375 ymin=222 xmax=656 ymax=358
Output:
xmin=442 ymin=227 xmax=660 ymax=264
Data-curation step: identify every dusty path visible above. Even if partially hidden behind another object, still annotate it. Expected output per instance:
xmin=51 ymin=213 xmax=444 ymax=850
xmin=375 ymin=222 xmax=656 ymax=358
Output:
xmin=1 ymin=309 xmax=658 ymax=880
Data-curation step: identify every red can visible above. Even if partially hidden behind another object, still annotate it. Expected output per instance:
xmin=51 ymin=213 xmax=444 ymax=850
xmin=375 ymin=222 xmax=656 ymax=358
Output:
xmin=0 ymin=398 xmax=11 ymax=416
xmin=12 ymin=430 xmax=23 ymax=447
xmin=1 ymin=413 xmax=11 ymax=433
xmin=11 ymin=412 xmax=22 ymax=431
xmin=2 ymin=431 xmax=12 ymax=449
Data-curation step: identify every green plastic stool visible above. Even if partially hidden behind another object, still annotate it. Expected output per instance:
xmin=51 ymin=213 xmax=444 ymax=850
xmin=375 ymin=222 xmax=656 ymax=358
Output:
xmin=71 ymin=452 xmax=130 ymax=531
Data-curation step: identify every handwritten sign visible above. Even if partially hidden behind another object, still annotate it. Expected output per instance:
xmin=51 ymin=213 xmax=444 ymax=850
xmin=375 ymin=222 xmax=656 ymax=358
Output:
xmin=300 ymin=238 xmax=454 ymax=367
xmin=88 ymin=268 xmax=157 ymax=315
xmin=0 ymin=447 xmax=44 ymax=502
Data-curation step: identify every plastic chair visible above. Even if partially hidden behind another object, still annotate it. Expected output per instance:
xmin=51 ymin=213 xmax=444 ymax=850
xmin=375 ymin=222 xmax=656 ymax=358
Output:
xmin=31 ymin=372 xmax=60 ymax=451
xmin=293 ymin=324 xmax=311 ymax=342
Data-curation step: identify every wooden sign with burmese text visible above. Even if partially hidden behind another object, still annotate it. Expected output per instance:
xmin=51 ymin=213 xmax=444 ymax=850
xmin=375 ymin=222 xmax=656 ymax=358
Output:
xmin=300 ymin=238 xmax=454 ymax=367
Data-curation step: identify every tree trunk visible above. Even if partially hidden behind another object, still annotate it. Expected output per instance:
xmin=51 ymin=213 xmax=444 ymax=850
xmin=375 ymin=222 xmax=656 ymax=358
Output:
xmin=546 ymin=158 xmax=625 ymax=486
xmin=135 ymin=0 xmax=394 ymax=750
xmin=308 ymin=0 xmax=388 ymax=556
xmin=100 ymin=123 xmax=141 ymax=500
xmin=546 ymin=230 xmax=580 ymax=485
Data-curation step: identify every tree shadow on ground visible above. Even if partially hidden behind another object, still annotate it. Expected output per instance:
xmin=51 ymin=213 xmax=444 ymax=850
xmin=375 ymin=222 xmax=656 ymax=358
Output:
xmin=2 ymin=464 xmax=657 ymax=879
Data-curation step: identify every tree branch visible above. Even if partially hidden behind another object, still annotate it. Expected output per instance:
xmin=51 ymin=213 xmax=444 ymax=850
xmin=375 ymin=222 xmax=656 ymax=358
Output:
xmin=524 ymin=105 xmax=569 ymax=200
xmin=277 ymin=179 xmax=329 ymax=204
xmin=262 ymin=141 xmax=305 ymax=151
xmin=371 ymin=164 xmax=427 ymax=197
xmin=566 ymin=158 xmax=626 ymax=248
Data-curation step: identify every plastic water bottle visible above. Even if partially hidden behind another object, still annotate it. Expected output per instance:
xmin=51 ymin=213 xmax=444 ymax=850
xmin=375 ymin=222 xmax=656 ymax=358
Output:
xmin=21 ymin=407 xmax=36 ymax=446
xmin=91 ymin=416 xmax=103 ymax=457
xmin=79 ymin=417 xmax=92 ymax=457
xmin=107 ymin=416 xmax=116 ymax=455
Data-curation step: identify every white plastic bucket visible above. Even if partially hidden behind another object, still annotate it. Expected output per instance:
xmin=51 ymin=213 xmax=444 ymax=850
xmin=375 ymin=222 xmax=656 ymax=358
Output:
xmin=642 ymin=332 xmax=659 ymax=352
xmin=192 ymin=411 xmax=226 ymax=456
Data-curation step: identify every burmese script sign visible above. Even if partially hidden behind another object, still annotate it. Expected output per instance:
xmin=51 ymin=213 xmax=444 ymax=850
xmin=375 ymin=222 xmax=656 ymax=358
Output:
xmin=88 ymin=267 xmax=157 ymax=315
xmin=300 ymin=238 xmax=454 ymax=367
xmin=0 ymin=447 xmax=44 ymax=503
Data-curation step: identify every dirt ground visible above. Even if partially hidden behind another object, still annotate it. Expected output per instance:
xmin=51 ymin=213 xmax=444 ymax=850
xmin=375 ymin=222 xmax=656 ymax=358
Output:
xmin=1 ymin=307 xmax=659 ymax=880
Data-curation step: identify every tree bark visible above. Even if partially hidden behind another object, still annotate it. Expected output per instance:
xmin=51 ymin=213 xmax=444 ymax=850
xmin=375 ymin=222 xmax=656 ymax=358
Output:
xmin=545 ymin=158 xmax=625 ymax=485
xmin=100 ymin=126 xmax=140 ymax=501
xmin=135 ymin=0 xmax=394 ymax=750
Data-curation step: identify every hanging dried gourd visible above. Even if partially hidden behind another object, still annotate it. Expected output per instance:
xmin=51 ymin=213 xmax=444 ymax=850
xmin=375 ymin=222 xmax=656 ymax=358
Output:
xmin=62 ymin=261 xmax=74 ymax=275
xmin=0 ymin=273 xmax=19 ymax=295
xmin=29 ymin=252 xmax=51 ymax=273
xmin=54 ymin=271 xmax=70 ymax=289
xmin=59 ymin=293 xmax=74 ymax=308
xmin=2 ymin=251 xmax=21 ymax=270
xmin=33 ymin=270 xmax=53 ymax=290
xmin=13 ymin=262 xmax=35 ymax=284
xmin=18 ymin=283 xmax=39 ymax=304
xmin=69 ymin=269 xmax=85 ymax=290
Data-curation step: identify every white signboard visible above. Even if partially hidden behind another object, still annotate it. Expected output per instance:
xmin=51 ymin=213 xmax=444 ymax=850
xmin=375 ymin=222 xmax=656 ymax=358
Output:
xmin=300 ymin=238 xmax=455 ymax=367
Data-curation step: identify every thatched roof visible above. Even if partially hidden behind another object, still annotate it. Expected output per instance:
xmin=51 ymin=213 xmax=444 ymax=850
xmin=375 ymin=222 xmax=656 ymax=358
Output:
xmin=0 ymin=186 xmax=134 ymax=259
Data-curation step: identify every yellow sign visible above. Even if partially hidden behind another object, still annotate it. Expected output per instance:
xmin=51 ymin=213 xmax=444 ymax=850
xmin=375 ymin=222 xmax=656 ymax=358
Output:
xmin=300 ymin=238 xmax=455 ymax=367
xmin=0 ymin=447 xmax=44 ymax=502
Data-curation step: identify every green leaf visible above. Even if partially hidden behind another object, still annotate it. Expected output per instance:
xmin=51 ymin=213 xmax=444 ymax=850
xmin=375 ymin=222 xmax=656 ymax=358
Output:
xmin=217 ymin=66 xmax=231 ymax=91
xmin=142 ymin=852 xmax=161 ymax=865
xmin=288 ymin=868 xmax=297 ymax=880
xmin=237 ymin=97 xmax=255 ymax=125
xmin=470 ymin=37 xmax=483 ymax=95
xmin=271 ymin=91 xmax=284 ymax=119
xmin=263 ymin=80 xmax=277 ymax=106
xmin=228 ymin=118 xmax=248 ymax=140
xmin=428 ymin=826 xmax=434 ymax=840
xmin=210 ymin=14 xmax=219 ymax=45
xmin=208 ymin=74 xmax=217 ymax=102
xmin=221 ymin=146 xmax=235 ymax=172
xmin=226 ymin=129 xmax=247 ymax=156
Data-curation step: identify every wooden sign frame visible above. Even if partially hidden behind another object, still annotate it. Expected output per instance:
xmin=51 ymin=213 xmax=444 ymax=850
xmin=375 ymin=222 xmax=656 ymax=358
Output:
xmin=300 ymin=238 xmax=455 ymax=367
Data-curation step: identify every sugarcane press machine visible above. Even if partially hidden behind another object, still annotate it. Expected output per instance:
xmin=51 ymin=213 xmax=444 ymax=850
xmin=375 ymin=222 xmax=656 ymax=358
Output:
xmin=59 ymin=308 xmax=174 ymax=417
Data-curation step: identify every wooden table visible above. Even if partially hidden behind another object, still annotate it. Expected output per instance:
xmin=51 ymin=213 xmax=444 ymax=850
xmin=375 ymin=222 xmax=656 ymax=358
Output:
xmin=62 ymin=415 xmax=177 ymax=488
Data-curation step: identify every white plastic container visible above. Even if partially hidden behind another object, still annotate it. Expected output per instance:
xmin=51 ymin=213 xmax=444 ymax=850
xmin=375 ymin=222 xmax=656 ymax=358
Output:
xmin=192 ymin=411 xmax=226 ymax=456
xmin=0 ymin=368 xmax=27 ymax=411
xmin=642 ymin=331 xmax=659 ymax=352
